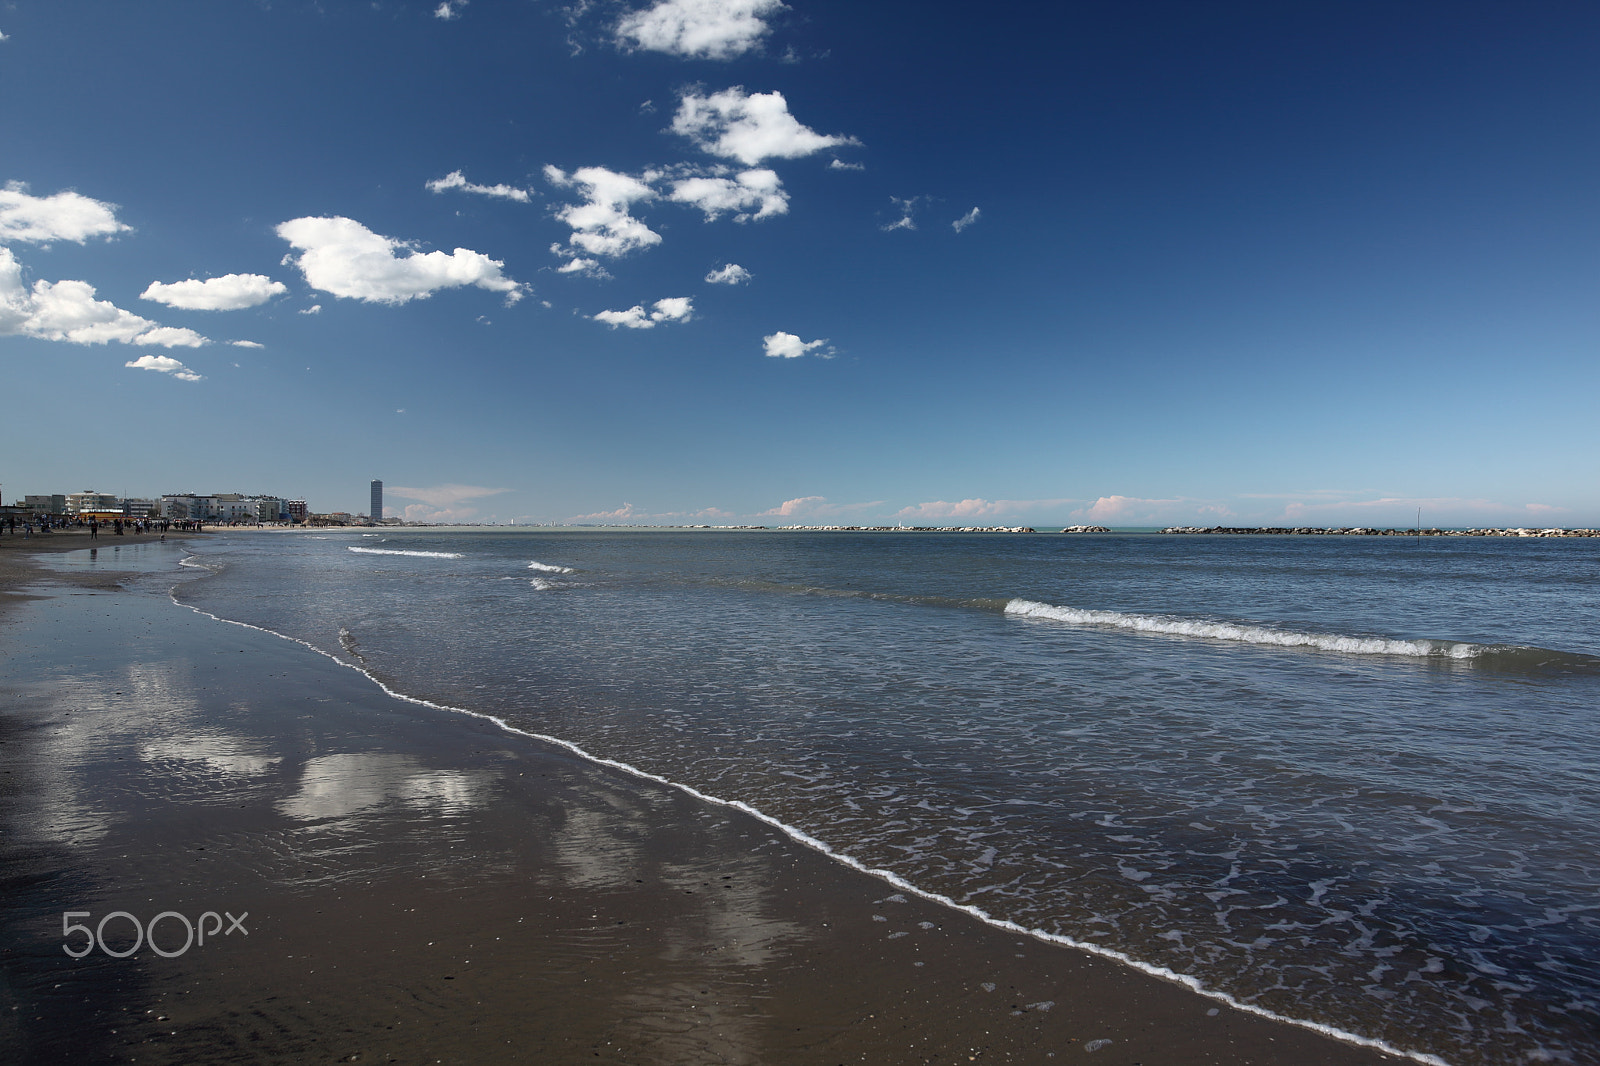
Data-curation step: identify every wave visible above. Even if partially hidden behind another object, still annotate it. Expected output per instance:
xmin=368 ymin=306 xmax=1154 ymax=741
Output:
xmin=163 ymin=577 xmax=1450 ymax=1066
xmin=1005 ymin=599 xmax=1598 ymax=670
xmin=527 ymin=561 xmax=574 ymax=573
xmin=348 ymin=547 xmax=464 ymax=559
xmin=529 ymin=577 xmax=559 ymax=591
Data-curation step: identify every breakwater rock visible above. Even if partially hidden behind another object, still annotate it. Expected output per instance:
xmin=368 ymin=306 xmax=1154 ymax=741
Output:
xmin=1160 ymin=526 xmax=1600 ymax=537
xmin=1060 ymin=525 xmax=1112 ymax=533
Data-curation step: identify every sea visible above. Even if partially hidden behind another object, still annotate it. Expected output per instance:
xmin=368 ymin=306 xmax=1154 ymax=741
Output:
xmin=169 ymin=528 xmax=1600 ymax=1066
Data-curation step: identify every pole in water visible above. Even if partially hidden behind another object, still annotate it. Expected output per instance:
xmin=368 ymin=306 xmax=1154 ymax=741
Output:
xmin=1416 ymin=507 xmax=1422 ymax=546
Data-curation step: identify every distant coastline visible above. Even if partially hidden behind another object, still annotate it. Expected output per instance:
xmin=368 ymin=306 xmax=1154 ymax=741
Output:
xmin=1160 ymin=525 xmax=1600 ymax=538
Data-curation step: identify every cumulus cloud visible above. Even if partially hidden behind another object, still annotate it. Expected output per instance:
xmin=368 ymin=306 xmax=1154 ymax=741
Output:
xmin=231 ymin=340 xmax=265 ymax=348
xmin=0 ymin=181 xmax=130 ymax=244
xmin=881 ymin=196 xmax=919 ymax=232
xmin=125 ymin=353 xmax=204 ymax=382
xmin=0 ymin=247 xmax=211 ymax=349
xmin=673 ymin=87 xmax=858 ymax=166
xmin=276 ymin=216 xmax=522 ymax=305
xmin=616 ymin=0 xmax=785 ymax=60
xmin=895 ymin=498 xmax=1075 ymax=521
xmin=757 ymin=496 xmax=884 ymax=519
xmin=705 ymin=263 xmax=751 ymax=284
xmin=545 ymin=165 xmax=661 ymax=262
xmin=762 ymin=330 xmax=829 ymax=358
xmin=388 ymin=484 xmax=508 ymax=510
xmin=434 ymin=1 xmax=467 ymax=20
xmin=952 ymin=207 xmax=981 ymax=232
xmin=557 ymin=256 xmax=610 ymax=278
xmin=568 ymin=502 xmax=645 ymax=523
xmin=828 ymin=158 xmax=864 ymax=171
xmin=759 ymin=495 xmax=824 ymax=517
xmin=299 ymin=304 xmax=322 ymax=314
xmin=1071 ymin=496 xmax=1228 ymax=525
xmin=668 ymin=167 xmax=787 ymax=221
xmin=426 ymin=170 xmax=531 ymax=203
xmin=593 ymin=296 xmax=693 ymax=329
xmin=140 ymin=273 xmax=287 ymax=311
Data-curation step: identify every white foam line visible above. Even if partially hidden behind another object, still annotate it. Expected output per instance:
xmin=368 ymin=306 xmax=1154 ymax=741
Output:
xmin=1007 ymin=598 xmax=1481 ymax=660
xmin=348 ymin=547 xmax=464 ymax=559
xmin=528 ymin=561 xmax=575 ymax=573
xmin=166 ymin=559 xmax=1447 ymax=1066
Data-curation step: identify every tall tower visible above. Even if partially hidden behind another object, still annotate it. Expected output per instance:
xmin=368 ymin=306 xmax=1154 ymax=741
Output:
xmin=370 ymin=479 xmax=383 ymax=522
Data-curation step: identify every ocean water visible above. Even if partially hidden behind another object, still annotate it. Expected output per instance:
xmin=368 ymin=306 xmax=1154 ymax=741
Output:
xmin=174 ymin=529 xmax=1600 ymax=1065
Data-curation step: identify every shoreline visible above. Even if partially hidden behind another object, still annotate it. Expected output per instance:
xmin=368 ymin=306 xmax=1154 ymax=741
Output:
xmin=1 ymin=540 xmax=1411 ymax=1064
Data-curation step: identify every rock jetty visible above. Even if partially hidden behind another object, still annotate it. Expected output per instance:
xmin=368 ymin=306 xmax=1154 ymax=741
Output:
xmin=1160 ymin=526 xmax=1600 ymax=538
xmin=1060 ymin=525 xmax=1112 ymax=533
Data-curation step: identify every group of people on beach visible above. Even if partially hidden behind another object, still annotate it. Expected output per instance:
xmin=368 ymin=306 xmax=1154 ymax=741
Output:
xmin=0 ymin=515 xmax=178 ymax=540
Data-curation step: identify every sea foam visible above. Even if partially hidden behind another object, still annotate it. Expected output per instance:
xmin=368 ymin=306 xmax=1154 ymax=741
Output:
xmin=528 ymin=561 xmax=575 ymax=573
xmin=1005 ymin=599 xmax=1483 ymax=658
xmin=348 ymin=547 xmax=464 ymax=559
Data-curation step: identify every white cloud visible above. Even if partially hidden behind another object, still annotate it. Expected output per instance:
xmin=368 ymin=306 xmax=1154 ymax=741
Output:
xmin=434 ymin=1 xmax=467 ymax=20
xmin=557 ymin=256 xmax=609 ymax=278
xmin=426 ymin=170 xmax=531 ymax=203
xmin=673 ymin=87 xmax=858 ymax=166
xmin=390 ymin=483 xmax=508 ymax=525
xmin=757 ymin=496 xmax=884 ymax=519
xmin=952 ymin=207 xmax=981 ymax=232
xmin=568 ymin=502 xmax=645 ymax=523
xmin=896 ymin=498 xmax=1075 ymax=521
xmin=1071 ymin=496 xmax=1229 ymax=525
xmin=828 ymin=158 xmax=864 ymax=171
xmin=389 ymin=484 xmax=508 ymax=510
xmin=0 ymin=247 xmax=211 ymax=349
xmin=141 ymin=273 xmax=287 ymax=311
xmin=0 ymin=181 xmax=130 ymax=244
xmin=669 ymin=167 xmax=787 ymax=221
xmin=762 ymin=330 xmax=830 ymax=358
xmin=276 ymin=216 xmax=522 ymax=305
xmin=299 ymin=304 xmax=321 ymax=314
xmin=616 ymin=0 xmax=785 ymax=60
xmin=230 ymin=340 xmax=265 ymax=349
xmin=125 ymin=353 xmax=204 ymax=382
xmin=593 ymin=296 xmax=694 ymax=329
xmin=882 ymin=196 xmax=918 ymax=231
xmin=545 ymin=165 xmax=661 ymax=261
xmin=759 ymin=495 xmax=824 ymax=517
xmin=705 ymin=263 xmax=751 ymax=284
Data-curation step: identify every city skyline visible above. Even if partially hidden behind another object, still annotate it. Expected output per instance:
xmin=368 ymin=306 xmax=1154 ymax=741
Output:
xmin=2 ymin=1 xmax=1597 ymax=527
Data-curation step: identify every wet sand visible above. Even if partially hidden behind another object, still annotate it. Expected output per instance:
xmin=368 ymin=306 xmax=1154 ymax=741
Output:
xmin=0 ymin=537 xmax=1408 ymax=1065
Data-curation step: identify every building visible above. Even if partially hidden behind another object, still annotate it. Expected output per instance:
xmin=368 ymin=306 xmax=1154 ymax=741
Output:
xmin=122 ymin=498 xmax=159 ymax=518
xmin=66 ymin=490 xmax=120 ymax=515
xmin=286 ymin=500 xmax=308 ymax=521
xmin=371 ymin=480 xmax=383 ymax=523
xmin=24 ymin=495 xmax=67 ymax=515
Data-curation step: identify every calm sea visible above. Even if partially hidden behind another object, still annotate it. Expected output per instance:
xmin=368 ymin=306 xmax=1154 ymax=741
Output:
xmin=174 ymin=529 xmax=1600 ymax=1065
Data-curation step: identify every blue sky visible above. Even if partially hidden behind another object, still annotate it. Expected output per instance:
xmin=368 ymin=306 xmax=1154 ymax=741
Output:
xmin=2 ymin=0 xmax=1596 ymax=526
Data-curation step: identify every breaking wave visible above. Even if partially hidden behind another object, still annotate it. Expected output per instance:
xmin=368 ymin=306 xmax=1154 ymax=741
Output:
xmin=1003 ymin=599 xmax=1597 ymax=671
xmin=347 ymin=547 xmax=464 ymax=559
xmin=527 ymin=561 xmax=574 ymax=573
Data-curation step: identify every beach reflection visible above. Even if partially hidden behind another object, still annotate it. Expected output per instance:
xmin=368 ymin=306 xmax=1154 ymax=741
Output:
xmin=548 ymin=787 xmax=811 ymax=1064
xmin=278 ymin=753 xmax=485 ymax=822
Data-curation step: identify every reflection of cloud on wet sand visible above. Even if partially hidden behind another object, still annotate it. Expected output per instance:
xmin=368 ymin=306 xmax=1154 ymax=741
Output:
xmin=141 ymin=733 xmax=281 ymax=776
xmin=278 ymin=753 xmax=484 ymax=822
xmin=548 ymin=783 xmax=809 ymax=1063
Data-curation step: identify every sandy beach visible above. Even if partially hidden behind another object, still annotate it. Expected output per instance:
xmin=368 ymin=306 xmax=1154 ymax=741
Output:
xmin=0 ymin=532 xmax=1406 ymax=1065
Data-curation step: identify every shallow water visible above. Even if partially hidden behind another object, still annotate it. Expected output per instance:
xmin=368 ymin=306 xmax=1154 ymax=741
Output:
xmin=174 ymin=529 xmax=1600 ymax=1065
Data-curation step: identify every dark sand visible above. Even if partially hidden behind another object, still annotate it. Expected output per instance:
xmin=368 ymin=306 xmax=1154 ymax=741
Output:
xmin=0 ymin=532 xmax=1409 ymax=1065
